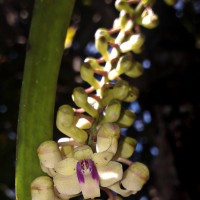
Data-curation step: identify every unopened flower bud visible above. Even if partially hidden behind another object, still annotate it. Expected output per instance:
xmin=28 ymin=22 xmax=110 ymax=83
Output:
xmin=108 ymin=53 xmax=133 ymax=80
xmin=101 ymin=80 xmax=130 ymax=106
xmin=72 ymin=87 xmax=98 ymax=118
xmin=125 ymin=61 xmax=144 ymax=78
xmin=119 ymin=10 xmax=134 ymax=31
xmin=120 ymin=34 xmax=145 ymax=53
xmin=95 ymin=28 xmax=113 ymax=41
xmin=115 ymin=137 xmax=137 ymax=159
xmin=113 ymin=80 xmax=129 ymax=100
xmin=56 ymin=105 xmax=74 ymax=127
xmin=84 ymin=57 xmax=104 ymax=70
xmin=117 ymin=109 xmax=135 ymax=127
xmin=56 ymin=104 xmax=88 ymax=144
xmin=139 ymin=8 xmax=159 ymax=29
xmin=37 ymin=141 xmax=62 ymax=175
xmin=115 ymin=0 xmax=134 ymax=15
xmin=92 ymin=151 xmax=114 ymax=166
xmin=31 ymin=176 xmax=55 ymax=200
xmin=123 ymin=85 xmax=139 ymax=102
xmin=102 ymin=99 xmax=121 ymax=123
xmin=80 ymin=63 xmax=101 ymax=89
xmin=95 ymin=29 xmax=112 ymax=61
xmin=121 ymin=162 xmax=149 ymax=194
xmin=96 ymin=123 xmax=120 ymax=152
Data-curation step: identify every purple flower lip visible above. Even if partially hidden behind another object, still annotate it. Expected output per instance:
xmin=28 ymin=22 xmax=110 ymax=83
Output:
xmin=76 ymin=159 xmax=99 ymax=184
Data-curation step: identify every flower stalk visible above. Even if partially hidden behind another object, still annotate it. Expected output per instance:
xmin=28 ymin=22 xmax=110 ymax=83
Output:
xmin=16 ymin=1 xmax=75 ymax=200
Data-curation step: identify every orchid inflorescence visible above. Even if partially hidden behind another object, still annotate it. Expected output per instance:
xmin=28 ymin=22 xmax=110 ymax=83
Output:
xmin=31 ymin=0 xmax=158 ymax=199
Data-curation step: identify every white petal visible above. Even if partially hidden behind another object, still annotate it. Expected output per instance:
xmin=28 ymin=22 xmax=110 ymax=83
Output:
xmin=54 ymin=174 xmax=81 ymax=195
xmin=98 ymin=161 xmax=123 ymax=187
xmin=79 ymin=173 xmax=100 ymax=199
xmin=54 ymin=158 xmax=77 ymax=176
xmin=108 ymin=182 xmax=133 ymax=197
xmin=74 ymin=145 xmax=93 ymax=160
xmin=76 ymin=159 xmax=100 ymax=199
xmin=54 ymin=188 xmax=79 ymax=200
xmin=92 ymin=151 xmax=114 ymax=167
xmin=96 ymin=136 xmax=112 ymax=152
xmin=106 ymin=137 xmax=118 ymax=154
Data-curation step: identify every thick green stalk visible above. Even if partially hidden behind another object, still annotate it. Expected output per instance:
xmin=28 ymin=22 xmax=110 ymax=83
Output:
xmin=16 ymin=1 xmax=75 ymax=200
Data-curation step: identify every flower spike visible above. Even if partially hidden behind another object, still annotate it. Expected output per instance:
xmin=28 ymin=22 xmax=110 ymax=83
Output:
xmin=32 ymin=0 xmax=158 ymax=198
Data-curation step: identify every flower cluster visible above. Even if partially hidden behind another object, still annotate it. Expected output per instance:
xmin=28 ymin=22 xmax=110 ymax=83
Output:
xmin=31 ymin=0 xmax=158 ymax=199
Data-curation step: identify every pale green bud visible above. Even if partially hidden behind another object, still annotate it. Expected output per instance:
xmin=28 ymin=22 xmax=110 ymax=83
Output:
xmin=115 ymin=137 xmax=137 ymax=159
xmin=102 ymin=99 xmax=121 ymax=123
xmin=31 ymin=176 xmax=55 ymax=200
xmin=95 ymin=28 xmax=113 ymax=41
xmin=121 ymin=162 xmax=150 ymax=194
xmin=108 ymin=53 xmax=133 ymax=80
xmin=115 ymin=0 xmax=134 ymax=15
xmin=80 ymin=63 xmax=101 ymax=89
xmin=56 ymin=105 xmax=88 ymax=144
xmin=123 ymin=85 xmax=139 ymax=102
xmin=98 ymin=122 xmax=120 ymax=139
xmin=37 ymin=141 xmax=62 ymax=170
xmin=125 ymin=61 xmax=144 ymax=78
xmin=56 ymin=105 xmax=74 ymax=127
xmin=96 ymin=123 xmax=120 ymax=153
xmin=95 ymin=29 xmax=112 ymax=61
xmin=72 ymin=87 xmax=98 ymax=118
xmin=119 ymin=10 xmax=134 ymax=31
xmin=84 ymin=57 xmax=104 ymax=70
xmin=139 ymin=8 xmax=159 ymax=29
xmin=100 ymin=80 xmax=129 ymax=106
xmin=92 ymin=151 xmax=114 ymax=166
xmin=117 ymin=109 xmax=135 ymax=128
xmin=113 ymin=80 xmax=129 ymax=100
xmin=120 ymin=34 xmax=145 ymax=53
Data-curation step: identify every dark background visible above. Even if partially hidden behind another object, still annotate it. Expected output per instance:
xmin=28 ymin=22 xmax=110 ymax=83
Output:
xmin=0 ymin=0 xmax=200 ymax=199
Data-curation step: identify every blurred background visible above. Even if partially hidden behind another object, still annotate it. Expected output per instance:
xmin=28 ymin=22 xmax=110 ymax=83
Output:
xmin=0 ymin=0 xmax=200 ymax=199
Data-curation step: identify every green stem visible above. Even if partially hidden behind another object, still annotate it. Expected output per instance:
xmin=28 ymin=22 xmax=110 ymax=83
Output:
xmin=16 ymin=1 xmax=75 ymax=200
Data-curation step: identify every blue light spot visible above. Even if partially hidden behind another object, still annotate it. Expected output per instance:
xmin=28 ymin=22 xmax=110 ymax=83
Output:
xmin=174 ymin=0 xmax=184 ymax=11
xmin=108 ymin=46 xmax=112 ymax=53
xmin=140 ymin=196 xmax=148 ymax=200
xmin=0 ymin=104 xmax=7 ymax=113
xmin=8 ymin=131 xmax=16 ymax=140
xmin=129 ymin=101 xmax=141 ymax=113
xmin=134 ymin=120 xmax=144 ymax=132
xmin=135 ymin=142 xmax=143 ymax=153
xmin=142 ymin=59 xmax=151 ymax=69
xmin=120 ymin=128 xmax=128 ymax=136
xmin=143 ymin=110 xmax=152 ymax=124
xmin=150 ymin=146 xmax=159 ymax=156
xmin=85 ymin=42 xmax=99 ymax=56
